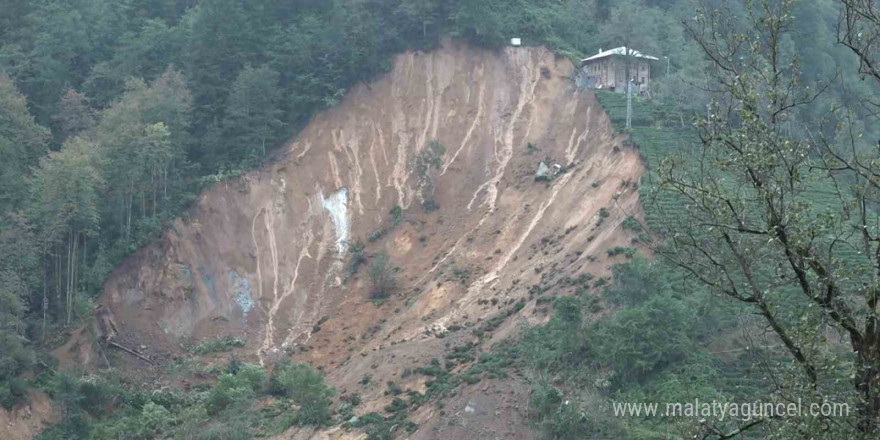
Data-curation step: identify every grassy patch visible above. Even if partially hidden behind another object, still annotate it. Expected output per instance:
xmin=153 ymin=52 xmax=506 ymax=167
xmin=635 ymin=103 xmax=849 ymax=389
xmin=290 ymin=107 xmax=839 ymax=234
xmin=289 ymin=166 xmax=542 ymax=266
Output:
xmin=191 ymin=336 xmax=246 ymax=355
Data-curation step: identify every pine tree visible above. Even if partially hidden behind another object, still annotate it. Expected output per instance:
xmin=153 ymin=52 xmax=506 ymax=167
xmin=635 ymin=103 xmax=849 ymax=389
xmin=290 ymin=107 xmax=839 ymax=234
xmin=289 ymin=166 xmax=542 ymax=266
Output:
xmin=222 ymin=65 xmax=284 ymax=165
xmin=0 ymin=74 xmax=50 ymax=212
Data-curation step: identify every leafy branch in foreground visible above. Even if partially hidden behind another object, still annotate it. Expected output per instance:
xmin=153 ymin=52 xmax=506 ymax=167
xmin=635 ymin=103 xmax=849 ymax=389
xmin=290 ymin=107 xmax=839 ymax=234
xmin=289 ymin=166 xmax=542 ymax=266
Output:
xmin=647 ymin=0 xmax=880 ymax=436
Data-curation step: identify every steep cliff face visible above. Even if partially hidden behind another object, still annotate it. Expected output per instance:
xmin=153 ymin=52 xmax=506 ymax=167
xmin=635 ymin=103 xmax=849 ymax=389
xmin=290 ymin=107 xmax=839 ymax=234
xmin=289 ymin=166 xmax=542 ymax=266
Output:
xmin=81 ymin=39 xmax=642 ymax=438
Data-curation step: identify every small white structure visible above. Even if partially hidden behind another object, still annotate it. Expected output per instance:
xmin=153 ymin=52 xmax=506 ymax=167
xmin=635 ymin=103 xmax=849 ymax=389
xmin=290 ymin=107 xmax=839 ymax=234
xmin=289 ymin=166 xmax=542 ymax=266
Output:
xmin=510 ymin=38 xmax=522 ymax=47
xmin=578 ymin=46 xmax=658 ymax=94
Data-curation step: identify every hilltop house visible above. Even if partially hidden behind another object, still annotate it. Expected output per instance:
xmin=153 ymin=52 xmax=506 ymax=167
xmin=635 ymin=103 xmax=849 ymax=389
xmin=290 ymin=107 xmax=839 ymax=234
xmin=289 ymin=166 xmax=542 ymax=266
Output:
xmin=577 ymin=46 xmax=658 ymax=94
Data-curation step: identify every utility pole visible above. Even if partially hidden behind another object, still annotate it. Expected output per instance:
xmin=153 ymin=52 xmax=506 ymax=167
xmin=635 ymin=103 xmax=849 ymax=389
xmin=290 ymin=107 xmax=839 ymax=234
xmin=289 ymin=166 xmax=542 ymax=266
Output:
xmin=626 ymin=78 xmax=633 ymax=129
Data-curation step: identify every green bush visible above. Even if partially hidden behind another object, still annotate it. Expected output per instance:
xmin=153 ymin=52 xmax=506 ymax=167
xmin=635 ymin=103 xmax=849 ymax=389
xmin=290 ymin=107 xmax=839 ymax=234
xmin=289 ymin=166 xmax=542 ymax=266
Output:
xmin=606 ymin=246 xmax=636 ymax=258
xmin=390 ymin=205 xmax=404 ymax=226
xmin=413 ymin=140 xmax=446 ymax=211
xmin=384 ymin=397 xmax=407 ymax=413
xmin=621 ymin=216 xmax=643 ymax=232
xmin=602 ymin=258 xmax=666 ymax=307
xmin=137 ymin=401 xmax=174 ymax=438
xmin=588 ymin=294 xmax=692 ymax=384
xmin=267 ymin=361 xmax=334 ymax=425
xmin=0 ymin=331 xmax=35 ymax=386
xmin=191 ymin=336 xmax=246 ymax=355
xmin=368 ymin=254 xmax=397 ymax=300
xmin=528 ymin=381 xmax=614 ymax=440
xmin=343 ymin=393 xmax=362 ymax=406
xmin=202 ymin=363 xmax=267 ymax=415
xmin=76 ymin=379 xmax=111 ymax=415
xmin=235 ymin=363 xmax=267 ymax=393
xmin=204 ymin=373 xmax=258 ymax=415
xmin=349 ymin=240 xmax=368 ymax=274
xmin=0 ymin=377 xmax=28 ymax=409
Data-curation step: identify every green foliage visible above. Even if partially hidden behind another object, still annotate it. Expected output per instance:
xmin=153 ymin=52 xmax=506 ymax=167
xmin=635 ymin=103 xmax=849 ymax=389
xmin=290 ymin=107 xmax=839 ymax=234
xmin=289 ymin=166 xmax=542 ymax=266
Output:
xmin=348 ymin=239 xmax=368 ymax=274
xmin=384 ymin=397 xmax=407 ymax=413
xmin=449 ymin=0 xmax=597 ymax=52
xmin=528 ymin=382 xmax=593 ymax=440
xmin=606 ymin=246 xmax=636 ymax=258
xmin=0 ymin=75 xmax=50 ymax=212
xmin=191 ymin=336 xmax=246 ymax=355
xmin=137 ymin=401 xmax=174 ymax=438
xmin=0 ymin=270 xmax=35 ymax=384
xmin=204 ymin=371 xmax=258 ymax=415
xmin=621 ymin=215 xmax=642 ymax=232
xmin=267 ymin=361 xmax=334 ymax=426
xmin=234 ymin=363 xmax=267 ymax=392
xmin=588 ymin=294 xmax=692 ymax=384
xmin=601 ymin=259 xmax=702 ymax=315
xmin=46 ymin=373 xmax=114 ymax=422
xmin=27 ymin=135 xmax=104 ymax=325
xmin=389 ymin=205 xmax=404 ymax=226
xmin=353 ymin=409 xmax=417 ymax=440
xmin=368 ymin=254 xmax=397 ymax=300
xmin=0 ymin=377 xmax=29 ymax=409
xmin=448 ymin=265 xmax=471 ymax=283
xmin=36 ymin=360 xmax=333 ymax=439
xmin=220 ymin=65 xmax=284 ymax=165
xmin=467 ymin=256 xmax=745 ymax=438
xmin=386 ymin=381 xmax=403 ymax=396
xmin=413 ymin=139 xmax=446 ymax=211
xmin=28 ymin=136 xmax=103 ymax=244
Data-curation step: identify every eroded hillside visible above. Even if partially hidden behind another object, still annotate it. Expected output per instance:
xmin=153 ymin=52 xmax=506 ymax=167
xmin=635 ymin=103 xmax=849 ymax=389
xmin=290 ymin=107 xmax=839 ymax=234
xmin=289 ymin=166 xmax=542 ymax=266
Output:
xmin=62 ymin=40 xmax=644 ymax=439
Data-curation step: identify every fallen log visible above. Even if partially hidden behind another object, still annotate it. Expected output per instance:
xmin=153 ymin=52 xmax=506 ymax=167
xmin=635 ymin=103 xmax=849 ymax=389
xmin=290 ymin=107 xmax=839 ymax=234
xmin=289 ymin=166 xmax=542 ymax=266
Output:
xmin=107 ymin=341 xmax=157 ymax=366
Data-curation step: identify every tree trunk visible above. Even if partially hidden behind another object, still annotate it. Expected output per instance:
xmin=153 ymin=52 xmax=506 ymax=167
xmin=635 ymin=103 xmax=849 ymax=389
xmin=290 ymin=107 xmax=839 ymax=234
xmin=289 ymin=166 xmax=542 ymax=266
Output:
xmin=55 ymin=245 xmax=61 ymax=322
xmin=127 ymin=190 xmax=132 ymax=240
xmin=42 ymin=253 xmax=47 ymax=341
xmin=66 ymin=228 xmax=72 ymax=325
xmin=261 ymin=124 xmax=267 ymax=157
xmin=854 ymin=330 xmax=880 ymax=433
xmin=119 ymin=195 xmax=124 ymax=240
xmin=82 ymin=233 xmax=86 ymax=295
xmin=71 ymin=230 xmax=78 ymax=322
xmin=152 ymin=172 xmax=156 ymax=218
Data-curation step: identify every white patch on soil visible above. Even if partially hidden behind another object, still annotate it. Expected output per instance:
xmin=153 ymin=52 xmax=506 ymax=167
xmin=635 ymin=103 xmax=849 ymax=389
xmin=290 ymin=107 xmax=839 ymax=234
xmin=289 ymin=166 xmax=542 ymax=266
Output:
xmin=229 ymin=271 xmax=254 ymax=317
xmin=321 ymin=188 xmax=350 ymax=254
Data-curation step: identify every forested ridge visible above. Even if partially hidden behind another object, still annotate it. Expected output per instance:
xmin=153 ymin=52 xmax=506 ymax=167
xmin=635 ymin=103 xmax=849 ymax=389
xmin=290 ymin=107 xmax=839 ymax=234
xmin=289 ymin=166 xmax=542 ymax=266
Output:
xmin=3 ymin=0 xmax=880 ymax=439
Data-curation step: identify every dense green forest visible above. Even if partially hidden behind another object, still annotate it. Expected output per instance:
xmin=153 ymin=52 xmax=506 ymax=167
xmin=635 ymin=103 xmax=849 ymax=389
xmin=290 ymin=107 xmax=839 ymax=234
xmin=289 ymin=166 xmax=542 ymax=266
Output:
xmin=3 ymin=0 xmax=880 ymax=439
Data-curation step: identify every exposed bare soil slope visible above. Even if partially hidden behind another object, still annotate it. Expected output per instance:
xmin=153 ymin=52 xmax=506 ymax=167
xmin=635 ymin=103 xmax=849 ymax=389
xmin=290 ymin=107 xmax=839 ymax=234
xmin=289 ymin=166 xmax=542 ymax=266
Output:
xmin=0 ymin=391 xmax=57 ymax=440
xmin=72 ymin=39 xmax=643 ymax=438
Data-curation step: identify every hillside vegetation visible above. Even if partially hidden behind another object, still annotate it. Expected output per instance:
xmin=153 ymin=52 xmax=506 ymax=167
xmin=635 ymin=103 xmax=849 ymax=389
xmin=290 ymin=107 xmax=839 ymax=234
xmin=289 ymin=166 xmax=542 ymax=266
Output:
xmin=496 ymin=3 xmax=880 ymax=437
xmin=4 ymin=1 xmax=880 ymax=440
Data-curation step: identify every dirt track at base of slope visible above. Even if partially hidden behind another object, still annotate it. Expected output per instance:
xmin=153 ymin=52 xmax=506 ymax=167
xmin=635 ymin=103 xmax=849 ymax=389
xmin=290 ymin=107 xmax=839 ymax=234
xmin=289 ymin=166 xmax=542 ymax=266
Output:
xmin=56 ymin=38 xmax=645 ymax=439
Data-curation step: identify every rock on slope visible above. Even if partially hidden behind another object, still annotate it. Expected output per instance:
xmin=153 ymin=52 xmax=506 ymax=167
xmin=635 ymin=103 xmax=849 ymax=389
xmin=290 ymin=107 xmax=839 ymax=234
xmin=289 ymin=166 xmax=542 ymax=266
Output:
xmin=77 ymin=39 xmax=643 ymax=438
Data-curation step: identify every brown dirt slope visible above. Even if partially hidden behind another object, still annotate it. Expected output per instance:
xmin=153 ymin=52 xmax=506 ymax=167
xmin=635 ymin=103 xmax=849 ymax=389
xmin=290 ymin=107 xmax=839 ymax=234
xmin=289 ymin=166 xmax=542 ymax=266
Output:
xmin=0 ymin=391 xmax=57 ymax=440
xmin=59 ymin=39 xmax=644 ymax=439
